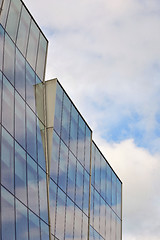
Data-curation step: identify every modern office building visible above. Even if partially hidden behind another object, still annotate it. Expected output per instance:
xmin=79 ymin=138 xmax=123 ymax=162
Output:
xmin=0 ymin=0 xmax=122 ymax=240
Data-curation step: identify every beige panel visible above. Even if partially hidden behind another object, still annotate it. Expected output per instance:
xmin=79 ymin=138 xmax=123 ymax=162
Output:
xmin=45 ymin=79 xmax=57 ymax=175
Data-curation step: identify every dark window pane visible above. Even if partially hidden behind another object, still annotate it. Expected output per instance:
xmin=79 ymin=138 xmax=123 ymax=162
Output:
xmin=29 ymin=211 xmax=40 ymax=240
xmin=15 ymin=48 xmax=25 ymax=98
xmin=27 ymin=154 xmax=39 ymax=215
xmin=1 ymin=186 xmax=15 ymax=240
xmin=16 ymin=199 xmax=28 ymax=240
xmin=1 ymin=127 xmax=14 ymax=193
xmin=16 ymin=6 xmax=31 ymax=56
xmin=15 ymin=142 xmax=27 ymax=205
xmin=26 ymin=106 xmax=37 ymax=160
xmin=6 ymin=0 xmax=21 ymax=42
xmin=15 ymin=92 xmax=25 ymax=148
xmin=0 ymin=25 xmax=4 ymax=71
xmin=38 ymin=167 xmax=48 ymax=223
xmin=26 ymin=20 xmax=39 ymax=70
xmin=4 ymin=33 xmax=15 ymax=84
xmin=2 ymin=76 xmax=14 ymax=135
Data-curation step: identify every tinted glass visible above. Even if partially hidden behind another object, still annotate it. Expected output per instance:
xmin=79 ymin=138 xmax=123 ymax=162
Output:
xmin=70 ymin=104 xmax=78 ymax=156
xmin=26 ymin=62 xmax=36 ymax=112
xmin=67 ymin=151 xmax=76 ymax=201
xmin=16 ymin=199 xmax=28 ymax=240
xmin=15 ymin=48 xmax=25 ymax=98
xmin=37 ymin=118 xmax=46 ymax=170
xmin=50 ymin=130 xmax=60 ymax=183
xmin=29 ymin=211 xmax=40 ymax=240
xmin=58 ymin=140 xmax=68 ymax=192
xmin=54 ymin=83 xmax=63 ymax=135
xmin=36 ymin=33 xmax=47 ymax=81
xmin=65 ymin=197 xmax=74 ymax=239
xmin=0 ymin=25 xmax=4 ymax=70
xmin=49 ymin=179 xmax=57 ymax=235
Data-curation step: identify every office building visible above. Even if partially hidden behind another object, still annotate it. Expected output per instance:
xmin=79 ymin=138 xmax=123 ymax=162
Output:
xmin=0 ymin=0 xmax=122 ymax=239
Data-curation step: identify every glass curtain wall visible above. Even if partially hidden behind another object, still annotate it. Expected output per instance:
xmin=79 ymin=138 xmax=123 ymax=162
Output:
xmin=0 ymin=0 xmax=49 ymax=240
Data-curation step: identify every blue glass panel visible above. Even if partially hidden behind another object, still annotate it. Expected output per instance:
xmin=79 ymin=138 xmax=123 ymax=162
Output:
xmin=15 ymin=91 xmax=25 ymax=148
xmin=116 ymin=217 xmax=121 ymax=240
xmin=29 ymin=210 xmax=40 ymax=240
xmin=36 ymin=33 xmax=47 ymax=81
xmin=61 ymin=92 xmax=71 ymax=146
xmin=117 ymin=179 xmax=122 ymax=219
xmin=1 ymin=127 xmax=14 ymax=193
xmin=37 ymin=119 xmax=46 ymax=170
xmin=55 ymin=187 xmax=66 ymax=240
xmin=77 ymin=115 xmax=85 ymax=166
xmin=2 ymin=75 xmax=14 ymax=135
xmin=101 ymin=156 xmax=106 ymax=200
xmin=26 ymin=62 xmax=36 ymax=112
xmin=91 ymin=143 xmax=95 ymax=186
xmin=27 ymin=154 xmax=39 ymax=215
xmin=89 ymin=226 xmax=94 ymax=240
xmin=16 ymin=199 xmax=28 ymax=240
xmin=4 ymin=33 xmax=15 ymax=84
xmin=106 ymin=164 xmax=112 ymax=206
xmin=67 ymin=151 xmax=76 ymax=201
xmin=38 ymin=166 xmax=48 ymax=223
xmin=58 ymin=140 xmax=68 ymax=192
xmin=106 ymin=204 xmax=111 ymax=239
xmin=26 ymin=106 xmax=37 ymax=160
xmin=83 ymin=170 xmax=89 ymax=215
xmin=99 ymin=198 xmax=106 ymax=239
xmin=90 ymin=186 xmax=94 ymax=227
xmin=112 ymin=172 xmax=117 ymax=213
xmin=6 ymin=0 xmax=22 ymax=42
xmin=41 ymin=220 xmax=49 ymax=240
xmin=70 ymin=104 xmax=78 ymax=156
xmin=15 ymin=48 xmax=25 ymax=98
xmin=0 ymin=25 xmax=4 ymax=70
xmin=49 ymin=179 xmax=57 ymax=235
xmin=54 ymin=83 xmax=63 ymax=135
xmin=1 ymin=187 xmax=15 ymax=240
xmin=111 ymin=211 xmax=116 ymax=240
xmin=65 ymin=197 xmax=74 ymax=239
xmin=82 ymin=213 xmax=88 ymax=240
xmin=75 ymin=160 xmax=83 ymax=210
xmin=95 ymin=148 xmax=101 ymax=193
xmin=85 ymin=125 xmax=91 ymax=172
xmin=94 ymin=190 xmax=100 ymax=233
xmin=15 ymin=142 xmax=27 ymax=205
xmin=0 ymin=0 xmax=10 ymax=28
xmin=50 ymin=130 xmax=60 ymax=183
xmin=35 ymin=76 xmax=44 ymax=123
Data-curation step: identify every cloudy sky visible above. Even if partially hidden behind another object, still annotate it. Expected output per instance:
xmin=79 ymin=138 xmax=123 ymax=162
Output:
xmin=24 ymin=0 xmax=160 ymax=239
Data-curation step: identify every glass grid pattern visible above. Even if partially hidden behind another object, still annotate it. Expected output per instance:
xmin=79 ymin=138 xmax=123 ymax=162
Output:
xmin=0 ymin=0 xmax=122 ymax=240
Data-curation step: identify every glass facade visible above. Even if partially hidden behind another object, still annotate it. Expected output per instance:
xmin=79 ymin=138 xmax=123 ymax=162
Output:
xmin=0 ymin=1 xmax=122 ymax=240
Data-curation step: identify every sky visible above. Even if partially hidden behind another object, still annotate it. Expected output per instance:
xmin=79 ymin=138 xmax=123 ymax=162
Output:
xmin=24 ymin=0 xmax=160 ymax=239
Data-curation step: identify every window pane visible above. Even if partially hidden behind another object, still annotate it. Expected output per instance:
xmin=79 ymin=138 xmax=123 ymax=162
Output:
xmin=70 ymin=104 xmax=78 ymax=156
xmin=49 ymin=179 xmax=57 ymax=235
xmin=99 ymin=198 xmax=106 ymax=239
xmin=38 ymin=166 xmax=48 ymax=223
xmin=26 ymin=62 xmax=36 ymax=112
xmin=50 ymin=130 xmax=60 ymax=183
xmin=77 ymin=115 xmax=85 ymax=166
xmin=36 ymin=33 xmax=47 ymax=81
xmin=0 ymin=71 xmax=2 ymax=121
xmin=117 ymin=179 xmax=122 ymax=218
xmin=58 ymin=140 xmax=68 ymax=192
xmin=1 ymin=127 xmax=14 ymax=193
xmin=106 ymin=164 xmax=112 ymax=206
xmin=0 ymin=0 xmax=10 ymax=28
xmin=35 ymin=76 xmax=44 ymax=123
xmin=2 ymin=76 xmax=14 ymax=135
xmin=26 ymin=106 xmax=37 ymax=160
xmin=0 ymin=25 xmax=4 ymax=71
xmin=41 ymin=220 xmax=49 ymax=240
xmin=15 ymin=142 xmax=27 ymax=205
xmin=16 ymin=6 xmax=31 ymax=56
xmin=1 ymin=187 xmax=15 ymax=240
xmin=82 ymin=213 xmax=88 ymax=240
xmin=75 ymin=160 xmax=83 ymax=210
xmin=61 ymin=92 xmax=71 ymax=146
xmin=55 ymin=188 xmax=66 ymax=240
xmin=37 ymin=119 xmax=46 ymax=170
xmin=16 ymin=199 xmax=28 ymax=240
xmin=15 ymin=48 xmax=25 ymax=98
xmin=67 ymin=151 xmax=76 ymax=201
xmin=83 ymin=170 xmax=89 ymax=215
xmin=27 ymin=154 xmax=39 ymax=215
xmin=95 ymin=148 xmax=101 ymax=193
xmin=29 ymin=211 xmax=40 ymax=240
xmin=65 ymin=197 xmax=74 ymax=239
xmin=15 ymin=92 xmax=25 ymax=148
xmin=54 ymin=83 xmax=63 ymax=135
xmin=26 ymin=20 xmax=39 ymax=70
xmin=85 ymin=125 xmax=91 ymax=172
xmin=112 ymin=172 xmax=117 ymax=213
xmin=4 ymin=33 xmax=15 ymax=84
xmin=6 ymin=0 xmax=21 ymax=42
xmin=74 ymin=205 xmax=82 ymax=240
